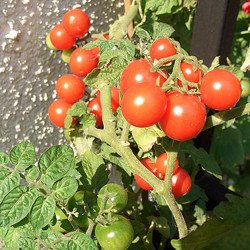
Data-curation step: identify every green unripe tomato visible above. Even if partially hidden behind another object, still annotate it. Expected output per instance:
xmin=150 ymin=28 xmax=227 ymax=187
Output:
xmin=241 ymin=79 xmax=250 ymax=98
xmin=45 ymin=34 xmax=58 ymax=51
xmin=67 ymin=191 xmax=89 ymax=229
xmin=61 ymin=47 xmax=76 ymax=63
xmin=95 ymin=215 xmax=134 ymax=250
xmin=97 ymin=183 xmax=128 ymax=212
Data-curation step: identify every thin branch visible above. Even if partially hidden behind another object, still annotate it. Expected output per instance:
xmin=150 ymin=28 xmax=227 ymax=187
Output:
xmin=124 ymin=0 xmax=134 ymax=38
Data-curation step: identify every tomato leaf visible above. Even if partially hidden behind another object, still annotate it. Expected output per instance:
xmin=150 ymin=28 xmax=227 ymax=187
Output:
xmin=0 ymin=152 xmax=10 ymax=167
xmin=0 ymin=172 xmax=21 ymax=204
xmin=30 ymin=195 xmax=56 ymax=229
xmin=80 ymin=150 xmax=109 ymax=192
xmin=65 ymin=100 xmax=96 ymax=129
xmin=52 ymin=177 xmax=78 ymax=200
xmin=210 ymin=127 xmax=244 ymax=170
xmin=0 ymin=186 xmax=39 ymax=227
xmin=131 ymin=125 xmax=166 ymax=152
xmin=171 ymin=195 xmax=250 ymax=250
xmin=25 ymin=165 xmax=40 ymax=183
xmin=50 ymin=231 xmax=98 ymax=250
xmin=38 ymin=145 xmax=76 ymax=188
xmin=180 ymin=142 xmax=222 ymax=179
xmin=153 ymin=22 xmax=175 ymax=39
xmin=10 ymin=142 xmax=35 ymax=171
xmin=3 ymin=223 xmax=36 ymax=250
xmin=241 ymin=46 xmax=250 ymax=72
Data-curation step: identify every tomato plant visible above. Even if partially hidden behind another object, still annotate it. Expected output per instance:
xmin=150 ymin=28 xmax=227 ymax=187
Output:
xmin=200 ymin=69 xmax=242 ymax=110
xmin=121 ymin=83 xmax=167 ymax=127
xmin=1 ymin=1 xmax=250 ymax=250
xmin=95 ymin=215 xmax=134 ymax=250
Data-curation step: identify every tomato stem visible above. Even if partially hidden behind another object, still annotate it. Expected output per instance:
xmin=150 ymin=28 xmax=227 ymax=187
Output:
xmin=100 ymin=85 xmax=116 ymax=134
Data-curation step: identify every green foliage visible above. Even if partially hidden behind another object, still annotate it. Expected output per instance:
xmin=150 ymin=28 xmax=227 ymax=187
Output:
xmin=171 ymin=195 xmax=250 ymax=250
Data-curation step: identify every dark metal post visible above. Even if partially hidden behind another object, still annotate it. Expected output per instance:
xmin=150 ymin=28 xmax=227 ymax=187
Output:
xmin=190 ymin=0 xmax=241 ymax=66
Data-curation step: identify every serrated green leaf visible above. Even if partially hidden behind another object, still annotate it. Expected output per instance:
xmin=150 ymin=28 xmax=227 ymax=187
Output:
xmin=4 ymin=223 xmax=36 ymax=250
xmin=153 ymin=22 xmax=174 ymax=39
xmin=53 ymin=232 xmax=98 ymax=250
xmin=135 ymin=27 xmax=151 ymax=41
xmin=0 ymin=186 xmax=39 ymax=227
xmin=0 ymin=172 xmax=20 ymax=204
xmin=18 ymin=237 xmax=36 ymax=250
xmin=145 ymin=0 xmax=183 ymax=15
xmin=0 ymin=152 xmax=10 ymax=167
xmin=171 ymin=196 xmax=250 ymax=250
xmin=81 ymin=150 xmax=108 ymax=191
xmin=39 ymin=145 xmax=76 ymax=188
xmin=30 ymin=195 xmax=56 ymax=229
xmin=0 ymin=226 xmax=8 ymax=240
xmin=181 ymin=143 xmax=222 ymax=179
xmin=10 ymin=142 xmax=35 ymax=171
xmin=52 ymin=177 xmax=78 ymax=200
xmin=148 ymin=216 xmax=170 ymax=238
xmin=85 ymin=40 xmax=135 ymax=89
xmin=25 ymin=165 xmax=40 ymax=182
xmin=39 ymin=228 xmax=63 ymax=245
xmin=131 ymin=125 xmax=165 ymax=152
xmin=176 ymin=184 xmax=206 ymax=204
xmin=210 ymin=127 xmax=244 ymax=170
xmin=0 ymin=167 xmax=9 ymax=182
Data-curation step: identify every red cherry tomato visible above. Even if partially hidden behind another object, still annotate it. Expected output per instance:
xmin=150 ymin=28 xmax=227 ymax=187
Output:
xmin=149 ymin=38 xmax=176 ymax=63
xmin=172 ymin=167 xmax=191 ymax=197
xmin=69 ymin=47 xmax=99 ymax=77
xmin=242 ymin=2 xmax=250 ymax=14
xmin=177 ymin=62 xmax=204 ymax=89
xmin=200 ymin=69 xmax=242 ymax=110
xmin=62 ymin=9 xmax=90 ymax=38
xmin=159 ymin=91 xmax=206 ymax=141
xmin=48 ymin=99 xmax=72 ymax=128
xmin=155 ymin=153 xmax=179 ymax=179
xmin=96 ymin=87 xmax=120 ymax=112
xmin=50 ymin=24 xmax=76 ymax=50
xmin=87 ymin=97 xmax=103 ymax=127
xmin=134 ymin=158 xmax=155 ymax=191
xmin=121 ymin=84 xmax=167 ymax=127
xmin=120 ymin=59 xmax=167 ymax=94
xmin=55 ymin=74 xmax=85 ymax=104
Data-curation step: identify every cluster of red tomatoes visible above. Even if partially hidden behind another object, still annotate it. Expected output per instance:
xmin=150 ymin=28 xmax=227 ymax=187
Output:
xmin=47 ymin=9 xmax=106 ymax=127
xmin=135 ymin=153 xmax=191 ymax=197
xmin=46 ymin=9 xmax=242 ymax=197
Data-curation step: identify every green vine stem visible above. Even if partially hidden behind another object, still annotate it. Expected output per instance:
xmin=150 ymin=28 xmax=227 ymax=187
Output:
xmin=203 ymin=102 xmax=250 ymax=131
xmin=161 ymin=141 xmax=188 ymax=238
xmin=120 ymin=119 xmax=131 ymax=144
xmin=99 ymin=85 xmax=116 ymax=134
